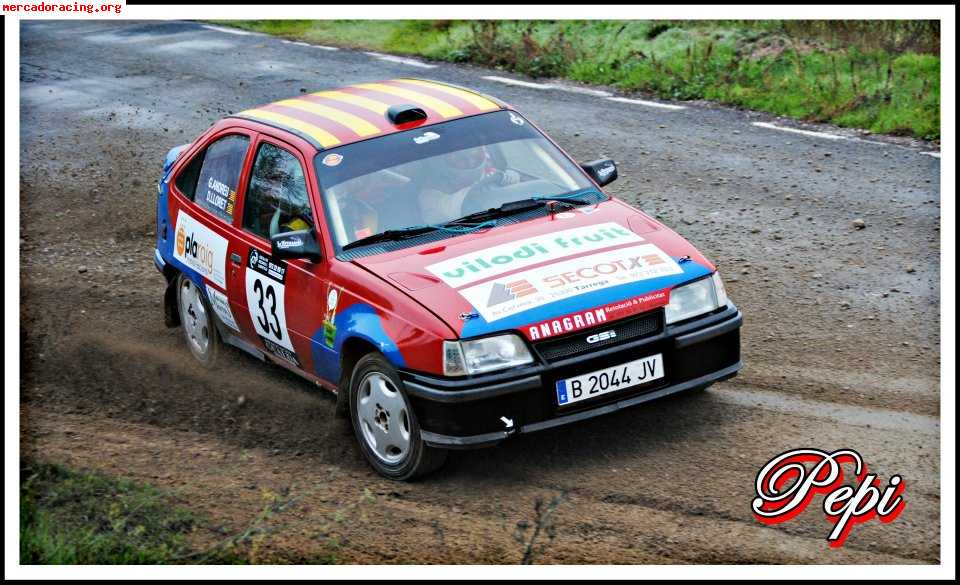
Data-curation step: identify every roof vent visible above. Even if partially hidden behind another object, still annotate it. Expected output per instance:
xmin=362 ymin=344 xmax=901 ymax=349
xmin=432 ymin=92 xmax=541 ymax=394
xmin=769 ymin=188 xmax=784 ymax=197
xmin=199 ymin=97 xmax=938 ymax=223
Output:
xmin=387 ymin=104 xmax=427 ymax=125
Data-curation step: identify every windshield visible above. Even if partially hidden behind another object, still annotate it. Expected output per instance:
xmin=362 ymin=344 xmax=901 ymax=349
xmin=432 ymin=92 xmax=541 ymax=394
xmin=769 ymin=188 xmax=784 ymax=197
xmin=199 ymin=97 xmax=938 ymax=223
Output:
xmin=314 ymin=110 xmax=593 ymax=250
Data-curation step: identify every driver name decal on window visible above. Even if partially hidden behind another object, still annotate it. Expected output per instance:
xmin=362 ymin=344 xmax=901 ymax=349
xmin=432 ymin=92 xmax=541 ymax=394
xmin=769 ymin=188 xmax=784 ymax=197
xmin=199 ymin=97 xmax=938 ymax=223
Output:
xmin=194 ymin=135 xmax=248 ymax=222
xmin=204 ymin=176 xmax=237 ymax=218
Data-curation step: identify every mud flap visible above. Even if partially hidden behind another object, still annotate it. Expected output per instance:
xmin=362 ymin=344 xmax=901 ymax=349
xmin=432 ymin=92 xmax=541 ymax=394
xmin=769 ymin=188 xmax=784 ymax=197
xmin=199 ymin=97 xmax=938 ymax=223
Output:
xmin=335 ymin=370 xmax=350 ymax=419
xmin=163 ymin=278 xmax=180 ymax=327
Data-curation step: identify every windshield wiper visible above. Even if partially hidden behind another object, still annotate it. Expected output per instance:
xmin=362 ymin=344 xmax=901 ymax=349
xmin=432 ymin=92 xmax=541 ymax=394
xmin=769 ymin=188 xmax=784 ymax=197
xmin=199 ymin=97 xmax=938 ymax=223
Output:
xmin=446 ymin=194 xmax=592 ymax=226
xmin=341 ymin=192 xmax=594 ymax=252
xmin=341 ymin=225 xmax=440 ymax=251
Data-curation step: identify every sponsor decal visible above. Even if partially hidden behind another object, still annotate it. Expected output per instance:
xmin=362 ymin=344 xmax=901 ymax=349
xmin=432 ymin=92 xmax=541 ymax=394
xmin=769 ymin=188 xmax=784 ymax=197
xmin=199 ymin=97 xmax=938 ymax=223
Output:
xmin=173 ymin=211 xmax=228 ymax=288
xmin=245 ymin=248 xmax=293 ymax=351
xmin=276 ymin=237 xmax=303 ymax=250
xmin=204 ymin=176 xmax=237 ymax=218
xmin=248 ymin=248 xmax=287 ymax=283
xmin=555 ymin=211 xmax=575 ymax=219
xmin=327 ymin=288 xmax=339 ymax=312
xmin=205 ymin=284 xmax=239 ymax=333
xmin=322 ymin=284 xmax=342 ymax=349
xmin=522 ymin=288 xmax=670 ymax=341
xmin=752 ymin=449 xmax=906 ymax=548
xmin=596 ymin=163 xmax=616 ymax=179
xmin=262 ymin=336 xmax=301 ymax=368
xmin=413 ymin=131 xmax=440 ymax=145
xmin=509 ymin=112 xmax=524 ymax=126
xmin=322 ymin=153 xmax=343 ymax=167
xmin=426 ymin=222 xmax=643 ymax=287
xmin=486 ymin=279 xmax=537 ymax=306
xmin=461 ymin=244 xmax=681 ymax=323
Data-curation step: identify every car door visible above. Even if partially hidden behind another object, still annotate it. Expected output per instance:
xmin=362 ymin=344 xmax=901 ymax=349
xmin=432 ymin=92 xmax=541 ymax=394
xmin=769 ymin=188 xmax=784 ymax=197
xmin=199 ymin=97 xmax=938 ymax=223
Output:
xmin=228 ymin=134 xmax=328 ymax=375
xmin=167 ymin=129 xmax=253 ymax=336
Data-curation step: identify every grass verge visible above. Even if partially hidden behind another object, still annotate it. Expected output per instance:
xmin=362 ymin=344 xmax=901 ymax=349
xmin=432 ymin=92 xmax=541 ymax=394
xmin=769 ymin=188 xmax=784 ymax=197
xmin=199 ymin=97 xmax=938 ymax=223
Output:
xmin=210 ymin=20 xmax=940 ymax=140
xmin=19 ymin=459 xmax=243 ymax=564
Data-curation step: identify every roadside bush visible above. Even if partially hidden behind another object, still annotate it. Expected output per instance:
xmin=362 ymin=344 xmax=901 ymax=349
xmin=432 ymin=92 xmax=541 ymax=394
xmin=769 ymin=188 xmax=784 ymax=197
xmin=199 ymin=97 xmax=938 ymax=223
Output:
xmin=212 ymin=19 xmax=941 ymax=140
xmin=445 ymin=21 xmax=577 ymax=79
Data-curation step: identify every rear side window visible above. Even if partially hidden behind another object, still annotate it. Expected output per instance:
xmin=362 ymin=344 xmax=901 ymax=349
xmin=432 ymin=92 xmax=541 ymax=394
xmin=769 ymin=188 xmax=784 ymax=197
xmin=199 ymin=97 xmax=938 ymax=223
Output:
xmin=174 ymin=150 xmax=204 ymax=199
xmin=242 ymin=142 xmax=314 ymax=241
xmin=194 ymin=135 xmax=249 ymax=222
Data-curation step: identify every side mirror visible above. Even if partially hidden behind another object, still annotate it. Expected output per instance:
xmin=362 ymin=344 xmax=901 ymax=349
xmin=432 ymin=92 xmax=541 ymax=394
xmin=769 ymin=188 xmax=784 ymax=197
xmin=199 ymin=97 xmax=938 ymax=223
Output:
xmin=271 ymin=229 xmax=321 ymax=262
xmin=580 ymin=158 xmax=618 ymax=187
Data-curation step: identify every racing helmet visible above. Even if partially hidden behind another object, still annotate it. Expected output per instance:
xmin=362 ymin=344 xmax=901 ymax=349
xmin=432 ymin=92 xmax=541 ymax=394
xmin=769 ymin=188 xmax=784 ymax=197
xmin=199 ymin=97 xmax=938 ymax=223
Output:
xmin=438 ymin=146 xmax=487 ymax=191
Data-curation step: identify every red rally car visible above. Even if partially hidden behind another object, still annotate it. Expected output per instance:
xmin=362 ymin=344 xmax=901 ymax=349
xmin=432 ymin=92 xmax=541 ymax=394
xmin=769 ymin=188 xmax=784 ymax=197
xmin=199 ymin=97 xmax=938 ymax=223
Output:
xmin=154 ymin=78 xmax=743 ymax=480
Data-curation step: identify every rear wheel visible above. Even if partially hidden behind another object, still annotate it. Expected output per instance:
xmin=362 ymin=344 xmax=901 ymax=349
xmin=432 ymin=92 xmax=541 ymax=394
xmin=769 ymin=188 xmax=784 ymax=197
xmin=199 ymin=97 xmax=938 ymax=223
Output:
xmin=349 ymin=353 xmax=446 ymax=480
xmin=176 ymin=274 xmax=220 ymax=367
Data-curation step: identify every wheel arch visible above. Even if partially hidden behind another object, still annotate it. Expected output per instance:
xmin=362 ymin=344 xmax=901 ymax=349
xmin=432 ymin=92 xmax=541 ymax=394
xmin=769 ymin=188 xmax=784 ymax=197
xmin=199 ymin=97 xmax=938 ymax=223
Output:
xmin=335 ymin=336 xmax=382 ymax=417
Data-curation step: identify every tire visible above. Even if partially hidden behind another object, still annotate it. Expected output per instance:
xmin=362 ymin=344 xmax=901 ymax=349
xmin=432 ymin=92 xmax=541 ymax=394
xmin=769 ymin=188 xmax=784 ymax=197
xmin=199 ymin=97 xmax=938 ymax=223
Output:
xmin=348 ymin=353 xmax=447 ymax=480
xmin=176 ymin=273 xmax=220 ymax=367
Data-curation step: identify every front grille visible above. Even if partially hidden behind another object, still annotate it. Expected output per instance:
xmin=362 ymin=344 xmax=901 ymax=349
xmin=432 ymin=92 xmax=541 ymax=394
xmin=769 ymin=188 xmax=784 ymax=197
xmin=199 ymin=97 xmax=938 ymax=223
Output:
xmin=534 ymin=311 xmax=663 ymax=362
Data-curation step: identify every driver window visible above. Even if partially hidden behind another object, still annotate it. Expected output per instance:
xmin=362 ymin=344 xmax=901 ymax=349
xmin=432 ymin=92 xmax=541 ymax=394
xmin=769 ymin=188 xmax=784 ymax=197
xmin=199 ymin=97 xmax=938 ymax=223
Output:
xmin=242 ymin=142 xmax=314 ymax=241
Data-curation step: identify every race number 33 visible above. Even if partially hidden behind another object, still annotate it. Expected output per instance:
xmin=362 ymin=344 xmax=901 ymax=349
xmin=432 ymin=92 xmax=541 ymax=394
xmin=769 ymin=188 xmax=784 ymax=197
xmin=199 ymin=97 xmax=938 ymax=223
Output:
xmin=245 ymin=249 xmax=293 ymax=351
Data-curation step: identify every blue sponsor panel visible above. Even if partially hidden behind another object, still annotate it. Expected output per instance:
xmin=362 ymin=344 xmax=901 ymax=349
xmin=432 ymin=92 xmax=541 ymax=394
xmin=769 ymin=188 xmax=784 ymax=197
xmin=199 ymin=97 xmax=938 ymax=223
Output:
xmin=460 ymin=258 xmax=713 ymax=338
xmin=155 ymin=173 xmax=217 ymax=300
xmin=310 ymin=303 xmax=407 ymax=384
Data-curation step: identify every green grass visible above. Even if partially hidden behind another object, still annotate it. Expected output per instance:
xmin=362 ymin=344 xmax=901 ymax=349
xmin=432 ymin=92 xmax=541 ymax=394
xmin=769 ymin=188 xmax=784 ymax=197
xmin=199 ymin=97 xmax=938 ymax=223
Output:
xmin=210 ymin=20 xmax=940 ymax=140
xmin=19 ymin=460 xmax=243 ymax=564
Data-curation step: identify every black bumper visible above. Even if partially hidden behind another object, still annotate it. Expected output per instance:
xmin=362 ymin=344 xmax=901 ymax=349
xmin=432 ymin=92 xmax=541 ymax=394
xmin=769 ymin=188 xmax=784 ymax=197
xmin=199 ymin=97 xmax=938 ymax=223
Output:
xmin=399 ymin=303 xmax=743 ymax=449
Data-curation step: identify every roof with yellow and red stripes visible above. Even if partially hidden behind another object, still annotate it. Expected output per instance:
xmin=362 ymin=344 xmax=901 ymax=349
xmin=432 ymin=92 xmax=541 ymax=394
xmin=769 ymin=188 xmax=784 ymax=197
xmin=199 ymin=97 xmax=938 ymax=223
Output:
xmin=231 ymin=78 xmax=505 ymax=150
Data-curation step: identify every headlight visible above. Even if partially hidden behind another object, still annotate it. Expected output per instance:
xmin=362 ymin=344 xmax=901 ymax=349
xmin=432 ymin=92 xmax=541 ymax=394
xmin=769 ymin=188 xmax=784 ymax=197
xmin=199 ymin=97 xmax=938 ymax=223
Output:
xmin=443 ymin=334 xmax=534 ymax=376
xmin=665 ymin=272 xmax=727 ymax=324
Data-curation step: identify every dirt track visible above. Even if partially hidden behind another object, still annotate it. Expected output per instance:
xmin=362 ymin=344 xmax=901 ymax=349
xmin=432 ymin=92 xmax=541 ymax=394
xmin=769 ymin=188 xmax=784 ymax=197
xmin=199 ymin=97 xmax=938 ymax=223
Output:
xmin=19 ymin=21 xmax=941 ymax=563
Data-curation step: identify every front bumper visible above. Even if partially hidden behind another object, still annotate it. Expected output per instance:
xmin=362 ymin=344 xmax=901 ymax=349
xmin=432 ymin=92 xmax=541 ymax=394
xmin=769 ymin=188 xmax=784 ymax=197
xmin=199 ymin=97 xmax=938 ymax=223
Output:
xmin=399 ymin=302 xmax=743 ymax=448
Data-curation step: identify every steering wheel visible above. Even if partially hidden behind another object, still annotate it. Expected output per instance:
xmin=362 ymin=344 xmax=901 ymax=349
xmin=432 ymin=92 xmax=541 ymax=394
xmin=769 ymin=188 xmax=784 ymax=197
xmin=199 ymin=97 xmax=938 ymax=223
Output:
xmin=459 ymin=175 xmax=567 ymax=217
xmin=458 ymin=171 xmax=517 ymax=216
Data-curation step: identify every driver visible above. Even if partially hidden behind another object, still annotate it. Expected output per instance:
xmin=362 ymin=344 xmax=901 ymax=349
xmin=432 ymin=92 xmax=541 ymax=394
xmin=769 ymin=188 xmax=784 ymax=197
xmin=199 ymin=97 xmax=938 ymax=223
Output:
xmin=336 ymin=173 xmax=383 ymax=242
xmin=255 ymin=179 xmax=313 ymax=236
xmin=417 ymin=146 xmax=520 ymax=224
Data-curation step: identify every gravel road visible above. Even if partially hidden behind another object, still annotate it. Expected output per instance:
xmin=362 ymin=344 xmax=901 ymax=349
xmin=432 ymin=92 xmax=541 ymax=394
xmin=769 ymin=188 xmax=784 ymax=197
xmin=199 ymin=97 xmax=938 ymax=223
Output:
xmin=19 ymin=20 xmax=941 ymax=564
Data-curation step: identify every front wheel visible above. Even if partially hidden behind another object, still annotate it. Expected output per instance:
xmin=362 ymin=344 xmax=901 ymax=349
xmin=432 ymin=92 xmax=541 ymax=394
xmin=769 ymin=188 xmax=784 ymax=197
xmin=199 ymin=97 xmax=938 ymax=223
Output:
xmin=349 ymin=353 xmax=446 ymax=480
xmin=176 ymin=274 xmax=220 ymax=367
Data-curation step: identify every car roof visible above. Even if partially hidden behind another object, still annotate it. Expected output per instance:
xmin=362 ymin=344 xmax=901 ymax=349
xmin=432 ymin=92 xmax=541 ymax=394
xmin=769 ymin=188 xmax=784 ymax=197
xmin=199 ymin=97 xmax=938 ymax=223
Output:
xmin=228 ymin=78 xmax=506 ymax=151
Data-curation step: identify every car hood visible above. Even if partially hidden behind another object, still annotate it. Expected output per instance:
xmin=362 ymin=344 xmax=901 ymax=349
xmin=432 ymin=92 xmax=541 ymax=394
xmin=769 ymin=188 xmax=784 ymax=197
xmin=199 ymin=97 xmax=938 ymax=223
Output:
xmin=352 ymin=199 xmax=717 ymax=340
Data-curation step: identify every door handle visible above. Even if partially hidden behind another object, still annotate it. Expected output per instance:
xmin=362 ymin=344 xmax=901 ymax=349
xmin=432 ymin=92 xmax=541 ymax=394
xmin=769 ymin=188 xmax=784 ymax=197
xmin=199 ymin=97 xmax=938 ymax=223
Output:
xmin=230 ymin=252 xmax=242 ymax=265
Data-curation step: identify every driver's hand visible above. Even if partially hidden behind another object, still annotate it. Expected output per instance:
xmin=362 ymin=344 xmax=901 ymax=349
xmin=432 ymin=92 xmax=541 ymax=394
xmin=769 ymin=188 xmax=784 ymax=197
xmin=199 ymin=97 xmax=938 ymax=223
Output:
xmin=497 ymin=169 xmax=521 ymax=186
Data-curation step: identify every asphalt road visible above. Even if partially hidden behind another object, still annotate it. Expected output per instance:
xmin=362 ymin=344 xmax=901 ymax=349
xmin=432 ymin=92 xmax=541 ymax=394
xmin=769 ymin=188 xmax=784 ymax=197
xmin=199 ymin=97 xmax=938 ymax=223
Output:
xmin=19 ymin=20 xmax=942 ymax=564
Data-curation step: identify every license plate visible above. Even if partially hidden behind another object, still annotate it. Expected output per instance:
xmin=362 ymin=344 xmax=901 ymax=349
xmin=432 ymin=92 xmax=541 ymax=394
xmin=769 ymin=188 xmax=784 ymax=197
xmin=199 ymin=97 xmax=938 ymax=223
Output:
xmin=555 ymin=354 xmax=664 ymax=406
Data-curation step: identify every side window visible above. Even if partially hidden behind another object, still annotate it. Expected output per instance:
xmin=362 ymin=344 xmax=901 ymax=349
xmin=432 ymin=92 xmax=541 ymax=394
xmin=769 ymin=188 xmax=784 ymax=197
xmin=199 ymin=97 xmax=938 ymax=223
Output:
xmin=188 ymin=135 xmax=249 ymax=222
xmin=174 ymin=149 xmax=204 ymax=200
xmin=242 ymin=142 xmax=314 ymax=241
